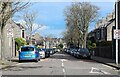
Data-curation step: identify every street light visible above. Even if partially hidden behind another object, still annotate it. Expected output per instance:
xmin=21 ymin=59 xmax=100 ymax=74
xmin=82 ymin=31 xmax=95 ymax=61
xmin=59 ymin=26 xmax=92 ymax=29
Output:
xmin=7 ymin=26 xmax=14 ymax=64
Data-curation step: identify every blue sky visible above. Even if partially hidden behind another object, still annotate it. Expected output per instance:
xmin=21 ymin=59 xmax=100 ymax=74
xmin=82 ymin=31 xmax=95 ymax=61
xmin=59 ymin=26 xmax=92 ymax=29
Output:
xmin=14 ymin=2 xmax=115 ymax=38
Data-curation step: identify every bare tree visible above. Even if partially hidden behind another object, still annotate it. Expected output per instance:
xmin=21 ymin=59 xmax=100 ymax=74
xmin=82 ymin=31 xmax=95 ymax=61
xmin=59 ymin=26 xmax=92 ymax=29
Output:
xmin=0 ymin=1 xmax=29 ymax=60
xmin=23 ymin=11 xmax=42 ymax=45
xmin=64 ymin=2 xmax=99 ymax=48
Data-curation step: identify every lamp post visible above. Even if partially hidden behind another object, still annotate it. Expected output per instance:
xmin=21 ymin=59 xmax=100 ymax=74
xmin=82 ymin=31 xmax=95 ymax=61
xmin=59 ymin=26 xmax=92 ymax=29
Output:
xmin=7 ymin=26 xmax=13 ymax=64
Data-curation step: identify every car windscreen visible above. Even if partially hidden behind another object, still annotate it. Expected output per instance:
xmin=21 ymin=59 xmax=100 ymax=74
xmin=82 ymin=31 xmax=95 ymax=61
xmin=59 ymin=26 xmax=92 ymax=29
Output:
xmin=46 ymin=49 xmax=52 ymax=51
xmin=21 ymin=47 xmax=34 ymax=51
xmin=83 ymin=49 xmax=89 ymax=52
xmin=38 ymin=49 xmax=43 ymax=52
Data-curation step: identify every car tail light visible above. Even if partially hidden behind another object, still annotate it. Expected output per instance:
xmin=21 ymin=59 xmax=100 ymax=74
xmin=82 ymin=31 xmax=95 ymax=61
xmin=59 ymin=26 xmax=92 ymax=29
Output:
xmin=35 ymin=51 xmax=38 ymax=54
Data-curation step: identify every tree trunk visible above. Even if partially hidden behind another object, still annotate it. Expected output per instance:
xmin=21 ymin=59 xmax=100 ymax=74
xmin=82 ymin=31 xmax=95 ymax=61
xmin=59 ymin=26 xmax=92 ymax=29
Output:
xmin=83 ymin=29 xmax=88 ymax=48
xmin=29 ymin=26 xmax=32 ymax=45
xmin=84 ymin=33 xmax=87 ymax=48
xmin=0 ymin=28 xmax=1 ymax=60
xmin=1 ymin=27 xmax=5 ymax=60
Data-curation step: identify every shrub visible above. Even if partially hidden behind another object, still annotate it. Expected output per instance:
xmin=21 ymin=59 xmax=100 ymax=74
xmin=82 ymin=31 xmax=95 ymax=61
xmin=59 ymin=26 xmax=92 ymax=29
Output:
xmin=57 ymin=44 xmax=63 ymax=49
xmin=92 ymin=43 xmax=96 ymax=48
xmin=15 ymin=38 xmax=27 ymax=50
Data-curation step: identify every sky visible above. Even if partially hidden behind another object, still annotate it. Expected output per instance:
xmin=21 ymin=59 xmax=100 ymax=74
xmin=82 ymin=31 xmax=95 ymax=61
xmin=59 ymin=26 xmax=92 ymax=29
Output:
xmin=13 ymin=1 xmax=115 ymax=38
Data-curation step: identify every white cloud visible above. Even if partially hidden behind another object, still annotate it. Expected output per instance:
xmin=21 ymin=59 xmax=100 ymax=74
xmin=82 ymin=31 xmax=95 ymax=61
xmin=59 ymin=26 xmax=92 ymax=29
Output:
xmin=32 ymin=23 xmax=48 ymax=31
xmin=15 ymin=19 xmax=26 ymax=25
xmin=15 ymin=19 xmax=48 ymax=34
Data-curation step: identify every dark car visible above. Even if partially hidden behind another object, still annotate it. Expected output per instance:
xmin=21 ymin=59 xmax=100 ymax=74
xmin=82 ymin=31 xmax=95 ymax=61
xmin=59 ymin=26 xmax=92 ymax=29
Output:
xmin=49 ymin=49 xmax=54 ymax=55
xmin=70 ymin=49 xmax=76 ymax=56
xmin=73 ymin=49 xmax=78 ymax=57
xmin=64 ymin=48 xmax=67 ymax=52
xmin=67 ymin=48 xmax=72 ymax=54
xmin=76 ymin=48 xmax=91 ymax=59
xmin=42 ymin=48 xmax=50 ymax=58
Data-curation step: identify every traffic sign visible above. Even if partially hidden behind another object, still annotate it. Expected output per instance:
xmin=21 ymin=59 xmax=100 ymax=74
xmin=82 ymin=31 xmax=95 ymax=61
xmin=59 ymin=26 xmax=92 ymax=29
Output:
xmin=114 ymin=30 xmax=120 ymax=39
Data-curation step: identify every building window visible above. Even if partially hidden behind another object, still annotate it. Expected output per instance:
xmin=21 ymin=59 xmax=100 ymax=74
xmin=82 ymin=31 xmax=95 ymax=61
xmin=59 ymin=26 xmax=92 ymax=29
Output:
xmin=22 ymin=30 xmax=24 ymax=38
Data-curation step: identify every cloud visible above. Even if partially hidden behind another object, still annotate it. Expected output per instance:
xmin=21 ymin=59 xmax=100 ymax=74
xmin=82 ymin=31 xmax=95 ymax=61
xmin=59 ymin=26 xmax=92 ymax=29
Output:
xmin=32 ymin=23 xmax=49 ymax=31
xmin=15 ymin=19 xmax=26 ymax=25
xmin=15 ymin=19 xmax=48 ymax=34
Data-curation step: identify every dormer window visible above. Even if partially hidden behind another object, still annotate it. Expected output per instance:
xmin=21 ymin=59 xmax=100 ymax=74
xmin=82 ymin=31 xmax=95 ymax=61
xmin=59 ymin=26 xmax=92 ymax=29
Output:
xmin=22 ymin=30 xmax=24 ymax=38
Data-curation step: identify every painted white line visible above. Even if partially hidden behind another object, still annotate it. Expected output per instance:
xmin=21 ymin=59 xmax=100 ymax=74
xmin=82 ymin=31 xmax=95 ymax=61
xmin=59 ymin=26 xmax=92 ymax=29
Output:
xmin=102 ymin=64 xmax=115 ymax=69
xmin=89 ymin=67 xmax=110 ymax=75
xmin=89 ymin=67 xmax=100 ymax=74
xmin=63 ymin=69 xmax=65 ymax=73
xmin=62 ymin=63 xmax=64 ymax=67
xmin=63 ymin=75 xmax=66 ymax=77
xmin=61 ymin=59 xmax=67 ymax=62
xmin=101 ymin=70 xmax=111 ymax=75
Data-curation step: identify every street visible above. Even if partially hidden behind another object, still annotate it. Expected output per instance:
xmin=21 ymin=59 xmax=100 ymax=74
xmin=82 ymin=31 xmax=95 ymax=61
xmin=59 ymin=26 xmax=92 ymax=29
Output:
xmin=1 ymin=52 xmax=119 ymax=76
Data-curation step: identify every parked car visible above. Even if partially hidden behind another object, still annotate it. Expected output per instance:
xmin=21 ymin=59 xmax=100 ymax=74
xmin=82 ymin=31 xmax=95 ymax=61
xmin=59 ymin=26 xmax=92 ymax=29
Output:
xmin=52 ymin=48 xmax=57 ymax=54
xmin=76 ymin=48 xmax=91 ymax=59
xmin=57 ymin=49 xmax=61 ymax=52
xmin=67 ymin=48 xmax=72 ymax=54
xmin=38 ymin=48 xmax=45 ymax=59
xmin=66 ymin=48 xmax=70 ymax=54
xmin=43 ymin=48 xmax=50 ymax=58
xmin=54 ymin=48 xmax=58 ymax=53
xmin=64 ymin=48 xmax=67 ymax=52
xmin=19 ymin=45 xmax=40 ymax=63
xmin=49 ymin=49 xmax=54 ymax=55
xmin=73 ymin=49 xmax=78 ymax=57
xmin=70 ymin=49 xmax=76 ymax=56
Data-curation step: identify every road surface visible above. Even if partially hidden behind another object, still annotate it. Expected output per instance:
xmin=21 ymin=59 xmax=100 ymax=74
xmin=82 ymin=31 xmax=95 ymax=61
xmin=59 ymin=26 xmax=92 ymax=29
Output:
xmin=1 ymin=51 xmax=119 ymax=76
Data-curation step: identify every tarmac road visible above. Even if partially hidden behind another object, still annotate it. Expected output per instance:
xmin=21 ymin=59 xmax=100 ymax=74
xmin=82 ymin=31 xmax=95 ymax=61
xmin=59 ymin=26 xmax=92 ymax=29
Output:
xmin=1 ymin=51 xmax=119 ymax=76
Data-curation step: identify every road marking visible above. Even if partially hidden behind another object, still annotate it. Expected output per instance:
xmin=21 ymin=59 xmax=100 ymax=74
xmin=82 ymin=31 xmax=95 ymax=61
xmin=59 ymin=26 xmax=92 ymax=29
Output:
xmin=62 ymin=63 xmax=64 ymax=67
xmin=89 ymin=67 xmax=100 ymax=74
xmin=100 ymin=70 xmax=111 ymax=75
xmin=102 ymin=64 xmax=116 ymax=70
xmin=63 ymin=68 xmax=66 ymax=77
xmin=61 ymin=59 xmax=66 ymax=77
xmin=89 ymin=67 xmax=110 ymax=75
xmin=61 ymin=59 xmax=67 ymax=62
xmin=63 ymin=68 xmax=65 ymax=73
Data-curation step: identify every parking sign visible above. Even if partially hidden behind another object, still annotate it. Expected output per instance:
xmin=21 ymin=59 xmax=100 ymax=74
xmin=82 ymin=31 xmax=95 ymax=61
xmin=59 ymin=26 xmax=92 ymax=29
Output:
xmin=114 ymin=30 xmax=120 ymax=39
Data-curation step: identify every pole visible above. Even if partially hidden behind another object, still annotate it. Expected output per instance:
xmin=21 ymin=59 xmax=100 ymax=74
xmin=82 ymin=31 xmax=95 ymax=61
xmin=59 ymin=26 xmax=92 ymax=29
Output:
xmin=115 ymin=1 xmax=118 ymax=65
xmin=9 ymin=36 xmax=11 ymax=64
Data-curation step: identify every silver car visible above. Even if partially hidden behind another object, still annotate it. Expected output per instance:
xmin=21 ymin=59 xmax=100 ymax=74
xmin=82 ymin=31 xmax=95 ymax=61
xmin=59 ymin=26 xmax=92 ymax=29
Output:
xmin=38 ymin=48 xmax=45 ymax=59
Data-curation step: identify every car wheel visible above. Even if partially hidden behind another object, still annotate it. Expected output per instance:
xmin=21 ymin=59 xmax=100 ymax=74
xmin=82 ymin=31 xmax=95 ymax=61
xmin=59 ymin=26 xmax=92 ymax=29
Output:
xmin=78 ymin=55 xmax=81 ymax=59
xmin=19 ymin=59 xmax=21 ymax=63
xmin=38 ymin=58 xmax=40 ymax=61
xmin=35 ymin=58 xmax=39 ymax=62
xmin=88 ymin=56 xmax=91 ymax=60
xmin=36 ymin=60 xmax=38 ymax=62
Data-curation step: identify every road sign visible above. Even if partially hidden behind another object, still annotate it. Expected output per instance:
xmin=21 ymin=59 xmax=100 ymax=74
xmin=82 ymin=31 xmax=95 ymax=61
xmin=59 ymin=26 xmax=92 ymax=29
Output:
xmin=114 ymin=30 xmax=120 ymax=39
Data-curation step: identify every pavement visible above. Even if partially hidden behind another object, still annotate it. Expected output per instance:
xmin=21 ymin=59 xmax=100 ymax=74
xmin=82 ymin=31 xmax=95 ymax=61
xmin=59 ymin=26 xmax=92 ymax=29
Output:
xmin=0 ymin=57 xmax=19 ymax=70
xmin=91 ymin=56 xmax=120 ymax=69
